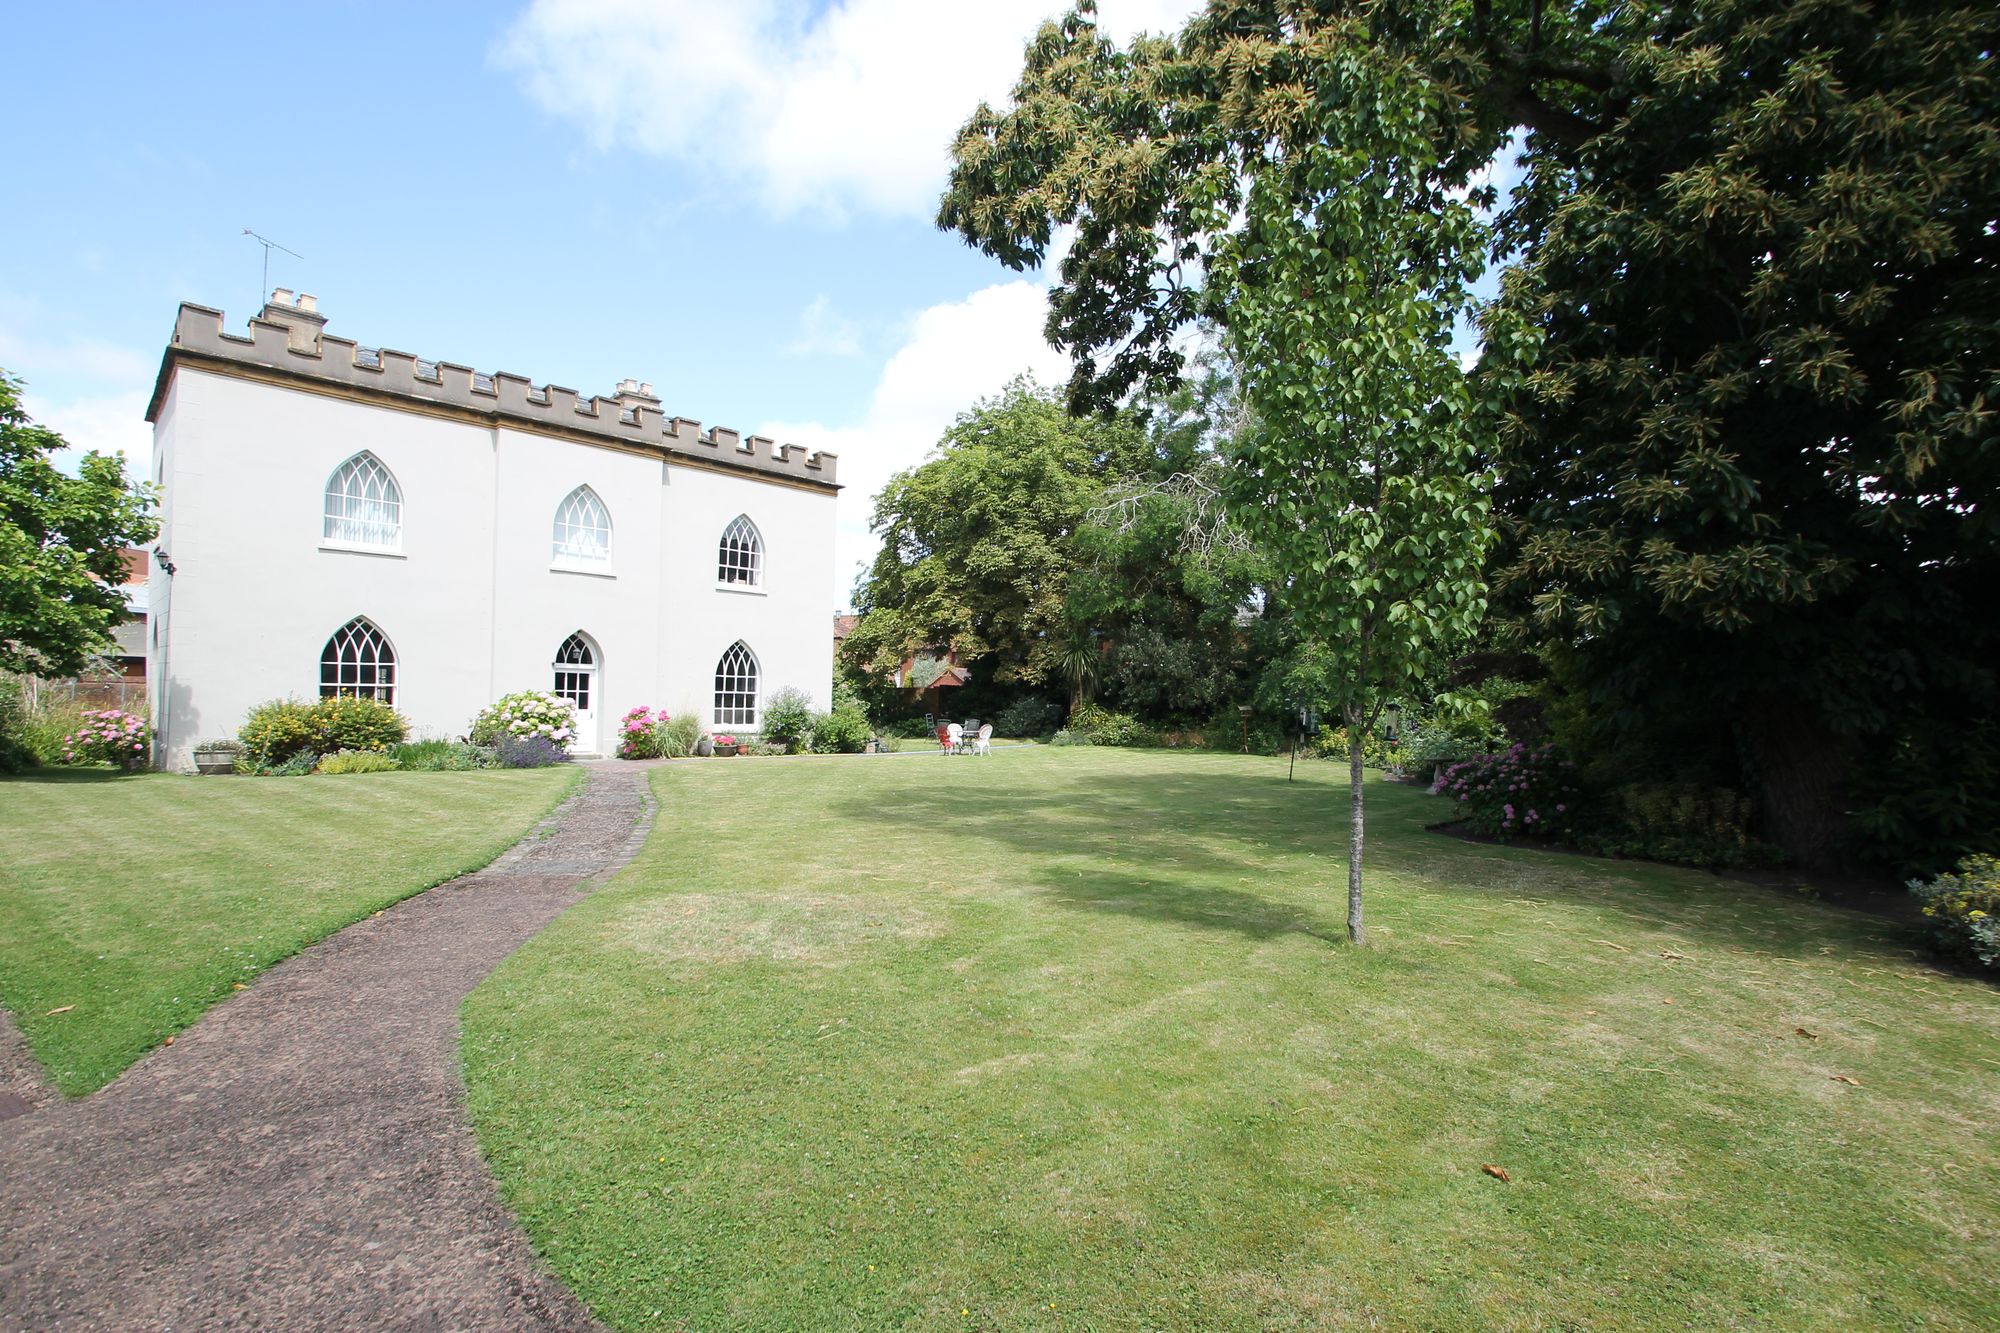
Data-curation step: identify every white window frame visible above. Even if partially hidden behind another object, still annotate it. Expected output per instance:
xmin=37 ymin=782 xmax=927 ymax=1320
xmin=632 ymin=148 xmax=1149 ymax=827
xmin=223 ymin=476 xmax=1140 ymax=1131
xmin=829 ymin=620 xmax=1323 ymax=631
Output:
xmin=551 ymin=632 xmax=596 ymax=714
xmin=551 ymin=485 xmax=614 ymax=573
xmin=716 ymin=515 xmax=764 ymax=593
xmin=713 ymin=640 xmax=760 ymax=730
xmin=322 ymin=452 xmax=404 ymax=554
xmin=320 ymin=616 xmax=397 ymax=704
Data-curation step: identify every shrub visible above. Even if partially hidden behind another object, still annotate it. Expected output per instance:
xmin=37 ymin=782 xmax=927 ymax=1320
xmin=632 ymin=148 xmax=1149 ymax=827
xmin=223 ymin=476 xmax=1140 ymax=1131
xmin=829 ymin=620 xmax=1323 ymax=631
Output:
xmin=1049 ymin=728 xmax=1092 ymax=747
xmin=494 ymin=734 xmax=571 ymax=768
xmin=317 ymin=749 xmax=400 ymax=775
xmin=1397 ymin=719 xmax=1488 ymax=781
xmin=240 ymin=699 xmax=316 ymax=764
xmin=263 ymin=749 xmax=321 ymax=777
xmin=0 ymin=677 xmax=33 ymax=773
xmin=309 ymin=695 xmax=406 ymax=754
xmin=390 ymin=740 xmax=491 ymax=771
xmin=20 ymin=692 xmax=91 ymax=765
xmin=1313 ymin=725 xmax=1392 ymax=768
xmin=471 ymin=691 xmax=576 ymax=751
xmin=60 ymin=707 xmax=151 ymax=769
xmin=1910 ymin=854 xmax=2000 ymax=972
xmin=617 ymin=706 xmax=672 ymax=760
xmin=658 ymin=712 xmax=702 ymax=759
xmin=810 ymin=705 xmax=870 ymax=754
xmin=994 ymin=696 xmax=1062 ymax=738
xmin=1436 ymin=743 xmax=1583 ymax=842
xmin=761 ymin=687 xmax=814 ymax=748
xmin=888 ymin=717 xmax=937 ymax=739
xmin=1586 ymin=783 xmax=1778 ymax=869
xmin=1070 ymin=703 xmax=1149 ymax=747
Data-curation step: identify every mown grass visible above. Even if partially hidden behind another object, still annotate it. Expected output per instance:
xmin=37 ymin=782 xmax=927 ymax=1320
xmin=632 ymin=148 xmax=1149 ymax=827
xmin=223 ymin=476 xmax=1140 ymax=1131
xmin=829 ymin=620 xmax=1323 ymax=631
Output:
xmin=0 ymin=766 xmax=579 ymax=1094
xmin=464 ymin=748 xmax=2000 ymax=1331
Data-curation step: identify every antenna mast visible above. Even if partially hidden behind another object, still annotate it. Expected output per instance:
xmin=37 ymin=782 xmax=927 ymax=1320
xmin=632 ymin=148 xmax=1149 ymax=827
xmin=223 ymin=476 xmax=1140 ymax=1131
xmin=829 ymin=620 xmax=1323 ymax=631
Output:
xmin=242 ymin=228 xmax=304 ymax=309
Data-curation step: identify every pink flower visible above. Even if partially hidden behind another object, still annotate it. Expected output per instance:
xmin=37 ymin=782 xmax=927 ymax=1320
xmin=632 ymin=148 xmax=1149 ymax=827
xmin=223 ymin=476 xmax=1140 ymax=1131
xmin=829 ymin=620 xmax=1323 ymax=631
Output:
xmin=1503 ymin=803 xmax=1515 ymax=820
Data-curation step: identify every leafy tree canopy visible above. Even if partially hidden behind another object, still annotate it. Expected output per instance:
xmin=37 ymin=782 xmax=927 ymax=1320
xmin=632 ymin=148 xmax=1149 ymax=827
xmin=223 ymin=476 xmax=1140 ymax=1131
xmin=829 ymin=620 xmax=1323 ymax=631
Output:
xmin=0 ymin=372 xmax=156 ymax=677
xmin=843 ymin=378 xmax=1151 ymax=686
xmin=943 ymin=0 xmax=1999 ymax=868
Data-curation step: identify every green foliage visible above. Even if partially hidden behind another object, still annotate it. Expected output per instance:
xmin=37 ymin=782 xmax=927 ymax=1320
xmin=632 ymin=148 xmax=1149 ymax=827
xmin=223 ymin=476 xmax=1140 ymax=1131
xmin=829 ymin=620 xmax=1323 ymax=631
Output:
xmin=761 ymin=687 xmax=815 ymax=747
xmin=1067 ymin=702 xmax=1149 ymax=748
xmin=1584 ymin=784 xmax=1781 ymax=871
xmin=842 ymin=379 xmax=1150 ymax=687
xmin=309 ymin=695 xmax=406 ymax=755
xmin=240 ymin=696 xmax=406 ymax=765
xmin=1910 ymin=855 xmax=2000 ymax=972
xmin=0 ymin=372 xmax=157 ymax=676
xmin=887 ymin=717 xmax=937 ymax=739
xmin=658 ymin=712 xmax=702 ymax=760
xmin=238 ymin=699 xmax=316 ymax=765
xmin=993 ymin=696 xmax=1062 ymax=738
xmin=809 ymin=706 xmax=870 ymax=755
xmin=262 ymin=750 xmax=320 ymax=778
xmin=390 ymin=740 xmax=492 ymax=772
xmin=1098 ymin=623 xmax=1235 ymax=721
xmin=0 ymin=675 xmax=32 ymax=773
xmin=316 ymin=749 xmax=400 ymax=775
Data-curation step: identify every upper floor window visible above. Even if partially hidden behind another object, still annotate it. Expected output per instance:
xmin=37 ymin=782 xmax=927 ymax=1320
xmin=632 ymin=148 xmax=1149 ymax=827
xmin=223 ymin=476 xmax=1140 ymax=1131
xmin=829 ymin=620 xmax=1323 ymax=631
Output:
xmin=324 ymin=452 xmax=402 ymax=550
xmin=320 ymin=616 xmax=396 ymax=704
xmin=718 ymin=515 xmax=762 ymax=586
xmin=553 ymin=486 xmax=612 ymax=566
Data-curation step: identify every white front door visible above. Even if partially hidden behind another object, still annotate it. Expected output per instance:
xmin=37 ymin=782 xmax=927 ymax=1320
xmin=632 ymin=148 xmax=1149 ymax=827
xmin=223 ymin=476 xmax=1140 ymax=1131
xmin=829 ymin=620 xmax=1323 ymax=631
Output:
xmin=553 ymin=632 xmax=599 ymax=752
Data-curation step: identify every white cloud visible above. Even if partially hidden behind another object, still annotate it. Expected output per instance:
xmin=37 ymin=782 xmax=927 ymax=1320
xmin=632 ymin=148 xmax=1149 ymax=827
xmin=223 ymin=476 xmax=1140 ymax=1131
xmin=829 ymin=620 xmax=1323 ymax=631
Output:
xmin=496 ymin=0 xmax=1202 ymax=220
xmin=782 ymin=295 xmax=862 ymax=358
xmin=762 ymin=278 xmax=1073 ymax=609
xmin=0 ymin=306 xmax=156 ymax=479
xmin=22 ymin=388 xmax=155 ymax=481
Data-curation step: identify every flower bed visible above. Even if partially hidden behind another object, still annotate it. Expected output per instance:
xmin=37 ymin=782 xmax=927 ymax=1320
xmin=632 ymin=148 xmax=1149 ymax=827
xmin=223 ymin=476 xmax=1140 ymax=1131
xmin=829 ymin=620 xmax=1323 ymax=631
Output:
xmin=62 ymin=708 xmax=151 ymax=770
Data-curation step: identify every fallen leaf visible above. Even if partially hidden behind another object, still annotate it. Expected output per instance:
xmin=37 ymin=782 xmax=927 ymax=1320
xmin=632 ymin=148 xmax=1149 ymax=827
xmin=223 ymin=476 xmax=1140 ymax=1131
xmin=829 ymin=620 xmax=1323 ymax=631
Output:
xmin=1830 ymin=1074 xmax=1860 ymax=1086
xmin=1593 ymin=940 xmax=1631 ymax=952
xmin=44 ymin=1005 xmax=75 ymax=1016
xmin=163 ymin=1036 xmax=175 ymax=1047
xmin=1793 ymin=1026 xmax=1819 ymax=1040
xmin=1660 ymin=950 xmax=1688 ymax=961
xmin=1661 ymin=997 xmax=1675 ymax=1005
xmin=1482 ymin=1163 xmax=1511 ymax=1183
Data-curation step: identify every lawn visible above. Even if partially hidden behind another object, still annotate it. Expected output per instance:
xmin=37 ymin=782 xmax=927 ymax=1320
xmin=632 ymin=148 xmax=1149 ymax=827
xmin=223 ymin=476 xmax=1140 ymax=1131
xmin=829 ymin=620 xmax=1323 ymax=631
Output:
xmin=0 ymin=766 xmax=579 ymax=1094
xmin=464 ymin=748 xmax=2000 ymax=1331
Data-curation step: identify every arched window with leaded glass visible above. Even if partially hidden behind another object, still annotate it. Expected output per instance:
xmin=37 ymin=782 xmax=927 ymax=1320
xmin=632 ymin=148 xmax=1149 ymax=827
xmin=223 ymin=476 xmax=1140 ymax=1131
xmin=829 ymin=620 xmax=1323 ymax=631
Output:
xmin=716 ymin=515 xmax=762 ymax=586
xmin=323 ymin=452 xmax=403 ymax=550
xmin=713 ymin=641 xmax=759 ymax=728
xmin=552 ymin=486 xmax=612 ymax=567
xmin=320 ymin=617 xmax=396 ymax=704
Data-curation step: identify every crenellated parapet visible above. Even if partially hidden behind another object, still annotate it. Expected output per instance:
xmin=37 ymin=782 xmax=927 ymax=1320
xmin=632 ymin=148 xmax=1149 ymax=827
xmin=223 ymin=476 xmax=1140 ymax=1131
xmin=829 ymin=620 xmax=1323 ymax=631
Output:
xmin=149 ymin=295 xmax=838 ymax=490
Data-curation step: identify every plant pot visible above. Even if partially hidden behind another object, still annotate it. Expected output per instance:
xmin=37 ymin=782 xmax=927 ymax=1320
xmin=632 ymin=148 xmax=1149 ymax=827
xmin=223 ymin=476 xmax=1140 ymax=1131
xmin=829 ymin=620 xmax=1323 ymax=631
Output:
xmin=193 ymin=750 xmax=237 ymax=775
xmin=714 ymin=743 xmax=739 ymax=757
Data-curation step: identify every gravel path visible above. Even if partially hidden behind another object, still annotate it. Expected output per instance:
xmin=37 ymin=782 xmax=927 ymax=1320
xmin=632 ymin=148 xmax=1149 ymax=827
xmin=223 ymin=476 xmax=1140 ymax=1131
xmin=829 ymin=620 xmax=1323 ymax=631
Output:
xmin=0 ymin=763 xmax=653 ymax=1332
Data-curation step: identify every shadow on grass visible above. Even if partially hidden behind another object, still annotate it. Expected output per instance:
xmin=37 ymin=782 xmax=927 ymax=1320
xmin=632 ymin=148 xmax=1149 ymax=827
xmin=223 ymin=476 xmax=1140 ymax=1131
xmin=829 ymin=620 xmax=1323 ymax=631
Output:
xmin=0 ymin=767 xmax=148 ymax=785
xmin=843 ymin=760 xmax=1929 ymax=964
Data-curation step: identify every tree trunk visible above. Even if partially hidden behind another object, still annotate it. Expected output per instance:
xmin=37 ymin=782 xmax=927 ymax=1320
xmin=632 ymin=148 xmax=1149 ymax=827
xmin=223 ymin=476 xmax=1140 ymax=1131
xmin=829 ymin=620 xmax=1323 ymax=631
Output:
xmin=1347 ymin=732 xmax=1367 ymax=945
xmin=1744 ymin=702 xmax=1851 ymax=870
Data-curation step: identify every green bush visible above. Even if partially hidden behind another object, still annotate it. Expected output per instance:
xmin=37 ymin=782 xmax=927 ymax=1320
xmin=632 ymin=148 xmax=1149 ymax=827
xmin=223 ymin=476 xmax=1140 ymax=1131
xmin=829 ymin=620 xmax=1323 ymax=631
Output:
xmin=1909 ymin=854 xmax=2000 ymax=972
xmin=1437 ymin=744 xmax=1584 ymax=842
xmin=761 ymin=687 xmax=814 ymax=747
xmin=241 ymin=696 xmax=406 ymax=764
xmin=0 ymin=677 xmax=31 ymax=773
xmin=239 ymin=699 xmax=316 ymax=765
xmin=318 ymin=749 xmax=400 ymax=775
xmin=470 ymin=691 xmax=577 ymax=749
xmin=1068 ymin=702 xmax=1150 ymax=747
xmin=262 ymin=749 xmax=321 ymax=777
xmin=659 ymin=712 xmax=703 ymax=759
xmin=810 ymin=705 xmax=870 ymax=754
xmin=1584 ymin=783 xmax=1779 ymax=869
xmin=310 ymin=695 xmax=406 ymax=754
xmin=994 ymin=696 xmax=1062 ymax=738
xmin=1049 ymin=728 xmax=1092 ymax=747
xmin=888 ymin=717 xmax=937 ymax=739
xmin=17 ymin=691 xmax=90 ymax=766
xmin=391 ymin=740 xmax=491 ymax=771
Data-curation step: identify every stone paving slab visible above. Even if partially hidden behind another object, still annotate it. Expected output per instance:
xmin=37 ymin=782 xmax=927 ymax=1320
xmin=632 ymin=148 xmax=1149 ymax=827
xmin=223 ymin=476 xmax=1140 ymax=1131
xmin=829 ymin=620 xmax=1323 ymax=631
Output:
xmin=0 ymin=763 xmax=652 ymax=1332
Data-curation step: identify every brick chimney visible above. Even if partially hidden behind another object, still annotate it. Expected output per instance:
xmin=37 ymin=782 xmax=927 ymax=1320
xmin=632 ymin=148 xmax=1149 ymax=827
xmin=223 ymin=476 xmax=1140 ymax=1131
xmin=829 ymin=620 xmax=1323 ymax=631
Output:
xmin=258 ymin=288 xmax=326 ymax=353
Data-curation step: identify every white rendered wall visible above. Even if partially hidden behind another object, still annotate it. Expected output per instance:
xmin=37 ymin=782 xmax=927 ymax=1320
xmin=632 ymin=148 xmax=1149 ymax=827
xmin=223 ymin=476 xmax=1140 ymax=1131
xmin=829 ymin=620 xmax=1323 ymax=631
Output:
xmin=149 ymin=366 xmax=836 ymax=770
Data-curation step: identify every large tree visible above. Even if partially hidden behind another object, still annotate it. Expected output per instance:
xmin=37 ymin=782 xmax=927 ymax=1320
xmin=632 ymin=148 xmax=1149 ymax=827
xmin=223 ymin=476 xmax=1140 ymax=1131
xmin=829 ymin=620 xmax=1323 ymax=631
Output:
xmin=0 ymin=372 xmax=155 ymax=677
xmin=942 ymin=0 xmax=1998 ymax=868
xmin=842 ymin=378 xmax=1150 ymax=687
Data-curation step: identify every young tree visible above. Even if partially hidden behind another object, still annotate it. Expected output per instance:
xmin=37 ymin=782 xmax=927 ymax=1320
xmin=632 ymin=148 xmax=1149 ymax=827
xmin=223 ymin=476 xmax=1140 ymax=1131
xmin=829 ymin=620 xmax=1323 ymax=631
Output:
xmin=0 ymin=372 xmax=156 ymax=677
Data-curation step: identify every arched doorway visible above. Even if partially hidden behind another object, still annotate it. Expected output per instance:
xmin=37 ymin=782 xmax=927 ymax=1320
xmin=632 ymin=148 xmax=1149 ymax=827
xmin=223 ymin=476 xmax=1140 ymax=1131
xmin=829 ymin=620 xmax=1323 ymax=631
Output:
xmin=552 ymin=631 xmax=600 ymax=753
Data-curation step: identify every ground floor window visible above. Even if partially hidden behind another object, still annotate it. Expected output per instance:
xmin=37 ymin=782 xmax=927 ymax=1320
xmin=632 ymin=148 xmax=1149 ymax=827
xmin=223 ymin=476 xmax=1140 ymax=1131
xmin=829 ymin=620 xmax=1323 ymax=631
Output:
xmin=714 ymin=641 xmax=758 ymax=728
xmin=320 ymin=617 xmax=395 ymax=704
xmin=552 ymin=632 xmax=594 ymax=713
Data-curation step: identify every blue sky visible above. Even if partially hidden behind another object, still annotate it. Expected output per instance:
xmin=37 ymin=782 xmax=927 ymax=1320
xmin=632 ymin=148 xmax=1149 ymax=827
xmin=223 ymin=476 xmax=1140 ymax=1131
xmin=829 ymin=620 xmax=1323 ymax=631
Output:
xmin=1 ymin=1 xmax=1212 ymax=610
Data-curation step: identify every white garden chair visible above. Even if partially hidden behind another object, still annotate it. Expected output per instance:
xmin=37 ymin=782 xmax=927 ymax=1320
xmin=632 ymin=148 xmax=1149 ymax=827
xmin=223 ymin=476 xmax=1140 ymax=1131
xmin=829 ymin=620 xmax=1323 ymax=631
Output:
xmin=972 ymin=723 xmax=993 ymax=756
xmin=946 ymin=722 xmax=965 ymax=754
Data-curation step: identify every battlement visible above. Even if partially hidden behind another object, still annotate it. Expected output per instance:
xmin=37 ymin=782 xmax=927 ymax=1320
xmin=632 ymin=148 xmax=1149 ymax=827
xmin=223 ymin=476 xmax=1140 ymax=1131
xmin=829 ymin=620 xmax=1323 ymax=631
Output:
xmin=150 ymin=296 xmax=838 ymax=490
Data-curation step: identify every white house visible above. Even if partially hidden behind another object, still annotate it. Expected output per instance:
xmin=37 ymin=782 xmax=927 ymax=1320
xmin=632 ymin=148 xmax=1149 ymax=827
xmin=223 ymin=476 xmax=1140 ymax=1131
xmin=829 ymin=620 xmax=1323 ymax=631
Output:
xmin=144 ymin=291 xmax=839 ymax=770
